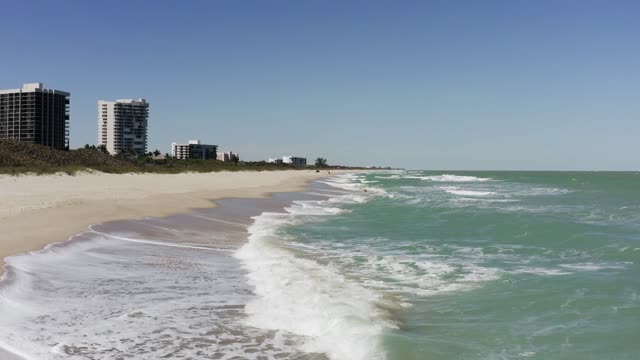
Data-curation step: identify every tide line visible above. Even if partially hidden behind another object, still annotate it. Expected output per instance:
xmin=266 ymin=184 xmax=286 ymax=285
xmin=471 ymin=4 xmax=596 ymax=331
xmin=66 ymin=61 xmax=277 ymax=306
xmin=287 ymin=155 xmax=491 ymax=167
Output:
xmin=88 ymin=227 xmax=235 ymax=253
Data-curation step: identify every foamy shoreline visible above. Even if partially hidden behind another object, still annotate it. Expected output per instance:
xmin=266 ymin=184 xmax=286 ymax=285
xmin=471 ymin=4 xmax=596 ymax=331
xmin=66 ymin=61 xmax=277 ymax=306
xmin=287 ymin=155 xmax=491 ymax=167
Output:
xmin=0 ymin=170 xmax=351 ymax=277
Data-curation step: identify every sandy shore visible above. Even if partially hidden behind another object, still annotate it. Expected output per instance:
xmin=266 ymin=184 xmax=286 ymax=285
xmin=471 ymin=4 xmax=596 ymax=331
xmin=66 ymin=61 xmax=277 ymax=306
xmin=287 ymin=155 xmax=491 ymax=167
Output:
xmin=0 ymin=170 xmax=347 ymax=277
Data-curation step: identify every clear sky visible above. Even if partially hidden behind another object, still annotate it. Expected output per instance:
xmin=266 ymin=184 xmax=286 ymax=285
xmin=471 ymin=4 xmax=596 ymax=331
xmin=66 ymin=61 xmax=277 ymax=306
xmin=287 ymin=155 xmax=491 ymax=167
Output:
xmin=1 ymin=0 xmax=638 ymax=170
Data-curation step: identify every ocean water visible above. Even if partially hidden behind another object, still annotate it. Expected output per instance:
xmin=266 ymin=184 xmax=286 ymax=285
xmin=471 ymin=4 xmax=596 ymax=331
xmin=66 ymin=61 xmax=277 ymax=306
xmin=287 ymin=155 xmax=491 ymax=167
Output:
xmin=236 ymin=171 xmax=640 ymax=359
xmin=1 ymin=171 xmax=639 ymax=359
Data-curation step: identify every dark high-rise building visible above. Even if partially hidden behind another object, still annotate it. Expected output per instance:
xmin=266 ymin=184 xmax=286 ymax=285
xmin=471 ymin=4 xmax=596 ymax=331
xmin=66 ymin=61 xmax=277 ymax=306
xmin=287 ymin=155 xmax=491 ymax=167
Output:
xmin=171 ymin=140 xmax=217 ymax=160
xmin=0 ymin=83 xmax=70 ymax=150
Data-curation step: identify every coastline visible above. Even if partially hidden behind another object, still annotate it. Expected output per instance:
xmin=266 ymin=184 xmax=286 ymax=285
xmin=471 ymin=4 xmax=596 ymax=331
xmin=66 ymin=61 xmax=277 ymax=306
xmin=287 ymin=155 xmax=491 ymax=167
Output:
xmin=0 ymin=170 xmax=350 ymax=277
xmin=0 ymin=175 xmax=350 ymax=359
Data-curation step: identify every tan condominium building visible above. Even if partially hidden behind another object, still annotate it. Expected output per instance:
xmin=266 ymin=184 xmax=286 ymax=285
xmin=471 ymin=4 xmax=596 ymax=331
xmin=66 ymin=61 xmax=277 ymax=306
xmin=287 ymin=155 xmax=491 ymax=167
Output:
xmin=98 ymin=98 xmax=149 ymax=156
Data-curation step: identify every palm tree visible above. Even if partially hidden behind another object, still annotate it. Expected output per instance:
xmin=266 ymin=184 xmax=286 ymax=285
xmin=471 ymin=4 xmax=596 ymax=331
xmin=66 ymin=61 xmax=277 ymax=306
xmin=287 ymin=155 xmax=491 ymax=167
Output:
xmin=97 ymin=144 xmax=109 ymax=154
xmin=315 ymin=157 xmax=328 ymax=167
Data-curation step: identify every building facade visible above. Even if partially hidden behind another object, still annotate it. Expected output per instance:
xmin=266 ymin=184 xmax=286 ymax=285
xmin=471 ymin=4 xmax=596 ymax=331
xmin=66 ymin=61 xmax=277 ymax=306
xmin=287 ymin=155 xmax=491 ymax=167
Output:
xmin=98 ymin=99 xmax=149 ymax=156
xmin=283 ymin=156 xmax=307 ymax=166
xmin=0 ymin=83 xmax=70 ymax=150
xmin=171 ymin=140 xmax=217 ymax=160
xmin=217 ymin=151 xmax=239 ymax=162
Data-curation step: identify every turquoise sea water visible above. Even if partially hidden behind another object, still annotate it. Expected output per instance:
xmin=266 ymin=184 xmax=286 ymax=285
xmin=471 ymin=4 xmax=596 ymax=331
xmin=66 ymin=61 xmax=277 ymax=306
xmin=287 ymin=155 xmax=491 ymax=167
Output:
xmin=242 ymin=171 xmax=640 ymax=359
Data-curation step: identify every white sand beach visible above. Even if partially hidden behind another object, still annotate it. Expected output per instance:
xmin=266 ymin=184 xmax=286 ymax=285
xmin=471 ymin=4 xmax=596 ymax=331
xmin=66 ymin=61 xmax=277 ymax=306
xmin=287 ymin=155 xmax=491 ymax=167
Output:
xmin=0 ymin=170 xmax=343 ymax=277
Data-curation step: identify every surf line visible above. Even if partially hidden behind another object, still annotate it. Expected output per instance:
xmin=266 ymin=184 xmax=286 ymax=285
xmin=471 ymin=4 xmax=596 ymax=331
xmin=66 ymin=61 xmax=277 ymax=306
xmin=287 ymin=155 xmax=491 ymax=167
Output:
xmin=89 ymin=226 xmax=235 ymax=253
xmin=0 ymin=340 xmax=37 ymax=360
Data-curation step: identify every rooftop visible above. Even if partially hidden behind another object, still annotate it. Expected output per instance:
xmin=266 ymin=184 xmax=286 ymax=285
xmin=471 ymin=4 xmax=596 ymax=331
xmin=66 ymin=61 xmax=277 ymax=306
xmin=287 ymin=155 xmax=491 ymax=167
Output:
xmin=0 ymin=83 xmax=69 ymax=96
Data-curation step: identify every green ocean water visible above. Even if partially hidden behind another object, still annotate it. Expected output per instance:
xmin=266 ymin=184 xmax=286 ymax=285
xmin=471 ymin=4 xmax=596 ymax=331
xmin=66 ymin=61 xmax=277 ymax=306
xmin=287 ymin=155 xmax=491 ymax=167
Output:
xmin=275 ymin=171 xmax=640 ymax=359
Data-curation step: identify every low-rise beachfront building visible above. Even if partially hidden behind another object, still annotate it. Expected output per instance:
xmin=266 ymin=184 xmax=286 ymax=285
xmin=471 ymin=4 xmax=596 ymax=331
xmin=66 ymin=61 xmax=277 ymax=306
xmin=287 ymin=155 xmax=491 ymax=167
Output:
xmin=0 ymin=83 xmax=70 ymax=150
xmin=283 ymin=156 xmax=307 ymax=166
xmin=217 ymin=151 xmax=239 ymax=162
xmin=268 ymin=156 xmax=306 ymax=166
xmin=98 ymin=98 xmax=149 ymax=156
xmin=171 ymin=140 xmax=217 ymax=160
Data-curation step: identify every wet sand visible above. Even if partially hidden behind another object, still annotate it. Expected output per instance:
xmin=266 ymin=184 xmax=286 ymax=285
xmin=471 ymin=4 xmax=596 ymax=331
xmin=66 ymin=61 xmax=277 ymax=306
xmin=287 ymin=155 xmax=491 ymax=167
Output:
xmin=0 ymin=170 xmax=348 ymax=277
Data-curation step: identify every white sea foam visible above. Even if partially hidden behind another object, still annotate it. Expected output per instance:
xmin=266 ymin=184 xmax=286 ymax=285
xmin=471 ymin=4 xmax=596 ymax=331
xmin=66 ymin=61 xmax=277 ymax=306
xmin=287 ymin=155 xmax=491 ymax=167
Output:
xmin=350 ymin=253 xmax=501 ymax=297
xmin=290 ymin=200 xmax=347 ymax=215
xmin=440 ymin=186 xmax=496 ymax=197
xmin=235 ymin=205 xmax=397 ymax=360
xmin=422 ymin=174 xmax=493 ymax=182
xmin=320 ymin=173 xmax=389 ymax=197
xmin=455 ymin=198 xmax=517 ymax=203
xmin=559 ymin=262 xmax=628 ymax=271
xmin=400 ymin=175 xmax=433 ymax=180
xmin=386 ymin=173 xmax=572 ymax=211
xmin=374 ymin=175 xmax=402 ymax=179
xmin=231 ymin=176 xmax=426 ymax=359
xmin=89 ymin=228 xmax=236 ymax=252
xmin=511 ymin=267 xmax=572 ymax=276
xmin=514 ymin=187 xmax=572 ymax=196
xmin=0 ymin=340 xmax=35 ymax=360
xmin=0 ymin=232 xmax=309 ymax=359
xmin=372 ymin=171 xmax=490 ymax=183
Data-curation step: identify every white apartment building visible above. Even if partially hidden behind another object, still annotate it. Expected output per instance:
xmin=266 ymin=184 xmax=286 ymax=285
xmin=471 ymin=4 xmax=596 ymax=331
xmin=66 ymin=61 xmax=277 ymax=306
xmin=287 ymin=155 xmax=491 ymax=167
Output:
xmin=98 ymin=99 xmax=149 ymax=156
xmin=217 ymin=151 xmax=239 ymax=162
xmin=283 ymin=156 xmax=307 ymax=166
xmin=269 ymin=156 xmax=307 ymax=166
xmin=171 ymin=140 xmax=217 ymax=160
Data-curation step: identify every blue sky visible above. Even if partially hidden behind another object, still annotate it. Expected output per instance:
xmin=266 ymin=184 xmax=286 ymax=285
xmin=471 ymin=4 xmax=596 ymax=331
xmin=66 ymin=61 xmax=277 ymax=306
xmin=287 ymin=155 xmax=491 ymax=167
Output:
xmin=1 ymin=0 xmax=638 ymax=170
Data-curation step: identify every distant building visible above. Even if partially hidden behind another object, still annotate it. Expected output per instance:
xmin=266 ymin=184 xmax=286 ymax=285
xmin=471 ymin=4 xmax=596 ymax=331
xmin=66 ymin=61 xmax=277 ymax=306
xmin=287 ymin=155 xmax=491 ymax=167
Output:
xmin=0 ymin=83 xmax=70 ymax=150
xmin=217 ymin=151 xmax=239 ymax=162
xmin=269 ymin=156 xmax=307 ymax=166
xmin=283 ymin=156 xmax=307 ymax=166
xmin=172 ymin=140 xmax=217 ymax=160
xmin=98 ymin=98 xmax=149 ymax=156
